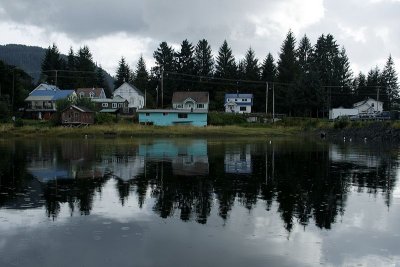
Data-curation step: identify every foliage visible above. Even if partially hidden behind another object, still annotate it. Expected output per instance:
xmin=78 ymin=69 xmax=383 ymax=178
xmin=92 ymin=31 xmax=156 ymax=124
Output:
xmin=208 ymin=112 xmax=247 ymax=126
xmin=134 ymin=55 xmax=149 ymax=94
xmin=95 ymin=113 xmax=117 ymax=124
xmin=0 ymin=101 xmax=10 ymax=122
xmin=114 ymin=57 xmax=133 ymax=89
xmin=333 ymin=117 xmax=350 ymax=129
xmin=194 ymin=39 xmax=214 ymax=77
xmin=13 ymin=117 xmax=24 ymax=127
xmin=215 ymin=40 xmax=237 ymax=79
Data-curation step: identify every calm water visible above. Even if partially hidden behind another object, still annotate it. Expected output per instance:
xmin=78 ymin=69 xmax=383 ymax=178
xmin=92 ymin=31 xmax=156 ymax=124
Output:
xmin=0 ymin=137 xmax=400 ymax=267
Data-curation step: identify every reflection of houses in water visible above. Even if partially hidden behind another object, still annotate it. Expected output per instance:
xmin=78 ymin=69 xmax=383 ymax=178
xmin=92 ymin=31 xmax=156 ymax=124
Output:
xmin=99 ymin=154 xmax=145 ymax=181
xmin=139 ymin=140 xmax=209 ymax=176
xmin=329 ymin=145 xmax=379 ymax=168
xmin=224 ymin=145 xmax=252 ymax=174
xmin=27 ymin=141 xmax=104 ymax=182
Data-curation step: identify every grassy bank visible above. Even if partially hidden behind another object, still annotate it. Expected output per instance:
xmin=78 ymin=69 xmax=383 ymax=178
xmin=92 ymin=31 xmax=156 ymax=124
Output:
xmin=5 ymin=116 xmax=397 ymax=138
xmin=0 ymin=121 xmax=303 ymax=138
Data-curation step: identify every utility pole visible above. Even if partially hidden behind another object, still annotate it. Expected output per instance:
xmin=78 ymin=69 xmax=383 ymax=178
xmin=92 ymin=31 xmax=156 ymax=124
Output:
xmin=12 ymin=69 xmax=15 ymax=112
xmin=161 ymin=67 xmax=164 ymax=108
xmin=156 ymin=86 xmax=159 ymax=108
xmin=55 ymin=70 xmax=58 ymax=87
xmin=266 ymin=82 xmax=269 ymax=114
xmin=272 ymin=83 xmax=275 ymax=123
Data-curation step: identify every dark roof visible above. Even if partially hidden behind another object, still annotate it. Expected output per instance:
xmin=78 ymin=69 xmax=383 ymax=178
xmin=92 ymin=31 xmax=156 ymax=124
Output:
xmin=61 ymin=105 xmax=93 ymax=113
xmin=172 ymin=91 xmax=209 ymax=103
xmin=76 ymin=88 xmax=105 ymax=98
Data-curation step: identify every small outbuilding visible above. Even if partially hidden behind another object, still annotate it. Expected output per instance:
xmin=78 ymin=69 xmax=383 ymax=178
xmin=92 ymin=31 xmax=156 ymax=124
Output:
xmin=61 ymin=105 xmax=94 ymax=126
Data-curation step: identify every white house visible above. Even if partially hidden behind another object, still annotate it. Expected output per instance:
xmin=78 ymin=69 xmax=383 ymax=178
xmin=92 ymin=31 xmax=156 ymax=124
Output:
xmin=224 ymin=93 xmax=253 ymax=113
xmin=113 ymin=82 xmax=144 ymax=110
xmin=353 ymin=98 xmax=383 ymax=114
xmin=172 ymin=91 xmax=209 ymax=111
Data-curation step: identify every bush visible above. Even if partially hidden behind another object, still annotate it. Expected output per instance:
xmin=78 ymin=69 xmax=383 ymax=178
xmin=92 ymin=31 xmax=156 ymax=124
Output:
xmin=333 ymin=117 xmax=349 ymax=129
xmin=208 ymin=112 xmax=247 ymax=126
xmin=95 ymin=113 xmax=116 ymax=124
xmin=13 ymin=118 xmax=24 ymax=127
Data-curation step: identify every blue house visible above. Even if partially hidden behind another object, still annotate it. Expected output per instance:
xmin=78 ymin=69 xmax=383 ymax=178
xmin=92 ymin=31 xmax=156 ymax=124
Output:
xmin=25 ymin=83 xmax=77 ymax=119
xmin=224 ymin=93 xmax=253 ymax=114
xmin=137 ymin=109 xmax=208 ymax=127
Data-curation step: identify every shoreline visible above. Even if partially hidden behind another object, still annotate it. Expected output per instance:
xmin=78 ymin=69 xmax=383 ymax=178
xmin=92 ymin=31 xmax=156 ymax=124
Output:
xmin=0 ymin=123 xmax=302 ymax=138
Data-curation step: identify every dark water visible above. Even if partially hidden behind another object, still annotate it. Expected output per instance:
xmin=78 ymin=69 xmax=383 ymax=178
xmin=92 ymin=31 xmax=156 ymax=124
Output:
xmin=0 ymin=137 xmax=400 ymax=267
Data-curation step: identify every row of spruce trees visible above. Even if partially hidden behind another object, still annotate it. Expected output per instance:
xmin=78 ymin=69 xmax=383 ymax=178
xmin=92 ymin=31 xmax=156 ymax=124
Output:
xmin=39 ymin=30 xmax=398 ymax=116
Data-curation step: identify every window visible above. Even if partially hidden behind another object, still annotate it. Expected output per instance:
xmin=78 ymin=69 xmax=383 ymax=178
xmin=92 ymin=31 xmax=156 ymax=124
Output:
xmin=102 ymin=103 xmax=108 ymax=107
xmin=118 ymin=103 xmax=123 ymax=108
xmin=197 ymin=104 xmax=204 ymax=108
xmin=240 ymin=106 xmax=246 ymax=111
xmin=112 ymin=103 xmax=117 ymax=108
xmin=163 ymin=112 xmax=169 ymax=116
xmin=242 ymin=99 xmax=247 ymax=101
xmin=89 ymin=92 xmax=95 ymax=98
xmin=178 ymin=113 xmax=188 ymax=118
xmin=80 ymin=92 xmax=85 ymax=98
xmin=145 ymin=113 xmax=150 ymax=116
xmin=371 ymin=103 xmax=374 ymax=107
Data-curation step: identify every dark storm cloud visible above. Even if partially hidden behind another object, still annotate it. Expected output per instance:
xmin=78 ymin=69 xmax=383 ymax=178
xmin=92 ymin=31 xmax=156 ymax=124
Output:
xmin=0 ymin=0 xmax=147 ymax=39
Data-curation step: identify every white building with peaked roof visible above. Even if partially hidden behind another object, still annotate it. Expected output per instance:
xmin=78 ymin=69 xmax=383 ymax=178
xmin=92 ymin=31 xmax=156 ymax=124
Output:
xmin=353 ymin=98 xmax=383 ymax=114
xmin=113 ymin=82 xmax=144 ymax=110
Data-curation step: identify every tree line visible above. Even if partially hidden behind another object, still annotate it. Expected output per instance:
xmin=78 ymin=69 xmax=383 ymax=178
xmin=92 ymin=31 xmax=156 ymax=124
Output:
xmin=115 ymin=30 xmax=398 ymax=115
xmin=38 ymin=30 xmax=399 ymax=116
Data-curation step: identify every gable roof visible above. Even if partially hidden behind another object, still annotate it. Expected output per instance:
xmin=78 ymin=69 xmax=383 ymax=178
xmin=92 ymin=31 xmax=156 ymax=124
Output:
xmin=172 ymin=92 xmax=209 ymax=103
xmin=76 ymin=88 xmax=105 ymax=98
xmin=61 ymin=105 xmax=93 ymax=113
xmin=31 ymin=83 xmax=59 ymax=93
xmin=114 ymin=82 xmax=144 ymax=96
xmin=225 ymin=93 xmax=253 ymax=100
xmin=25 ymin=89 xmax=75 ymax=101
xmin=353 ymin=97 xmax=382 ymax=108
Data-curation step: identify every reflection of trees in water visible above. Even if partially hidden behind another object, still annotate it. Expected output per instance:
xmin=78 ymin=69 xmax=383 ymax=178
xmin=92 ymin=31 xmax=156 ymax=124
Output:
xmin=0 ymin=139 xmax=399 ymax=231
xmin=42 ymin=177 xmax=108 ymax=218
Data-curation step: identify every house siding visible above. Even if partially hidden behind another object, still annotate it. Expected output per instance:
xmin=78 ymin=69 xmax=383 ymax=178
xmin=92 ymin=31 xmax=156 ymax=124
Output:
xmin=138 ymin=111 xmax=207 ymax=127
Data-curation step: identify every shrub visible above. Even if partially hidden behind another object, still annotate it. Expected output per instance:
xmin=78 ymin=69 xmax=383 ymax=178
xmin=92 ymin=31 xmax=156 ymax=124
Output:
xmin=13 ymin=118 xmax=24 ymax=127
xmin=208 ymin=112 xmax=247 ymax=126
xmin=333 ymin=117 xmax=349 ymax=129
xmin=95 ymin=113 xmax=116 ymax=124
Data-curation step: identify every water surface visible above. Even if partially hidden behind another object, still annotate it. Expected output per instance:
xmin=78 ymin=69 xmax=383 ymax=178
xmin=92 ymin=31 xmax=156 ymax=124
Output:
xmin=0 ymin=137 xmax=399 ymax=267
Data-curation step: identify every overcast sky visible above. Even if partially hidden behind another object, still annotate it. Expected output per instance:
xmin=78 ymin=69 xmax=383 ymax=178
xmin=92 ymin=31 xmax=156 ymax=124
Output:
xmin=0 ymin=0 xmax=399 ymax=78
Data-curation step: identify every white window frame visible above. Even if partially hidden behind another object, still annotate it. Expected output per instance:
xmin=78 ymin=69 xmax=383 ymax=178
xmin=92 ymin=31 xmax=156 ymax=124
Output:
xmin=102 ymin=103 xmax=108 ymax=107
xmin=112 ymin=103 xmax=117 ymax=108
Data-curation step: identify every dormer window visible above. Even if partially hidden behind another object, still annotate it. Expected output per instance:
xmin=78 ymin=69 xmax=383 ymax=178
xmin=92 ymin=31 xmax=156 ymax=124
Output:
xmin=80 ymin=92 xmax=85 ymax=98
xmin=89 ymin=92 xmax=95 ymax=98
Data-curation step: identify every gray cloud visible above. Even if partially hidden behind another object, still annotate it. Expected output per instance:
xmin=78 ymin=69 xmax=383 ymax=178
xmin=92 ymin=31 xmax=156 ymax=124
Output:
xmin=0 ymin=0 xmax=399 ymax=74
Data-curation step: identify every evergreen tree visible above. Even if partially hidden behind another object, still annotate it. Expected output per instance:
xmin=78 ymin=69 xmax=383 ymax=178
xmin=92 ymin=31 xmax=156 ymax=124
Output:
xmin=114 ymin=57 xmax=133 ymax=89
xmin=76 ymin=46 xmax=96 ymax=87
xmin=176 ymin=39 xmax=195 ymax=90
xmin=381 ymin=55 xmax=399 ymax=109
xmin=214 ymin=40 xmax=237 ymax=79
xmin=353 ymin=72 xmax=367 ymax=102
xmin=40 ymin=43 xmax=66 ymax=86
xmin=65 ymin=47 xmax=77 ymax=89
xmin=261 ymin=53 xmax=277 ymax=82
xmin=297 ymin=35 xmax=313 ymax=74
xmin=296 ymin=35 xmax=323 ymax=116
xmin=334 ymin=47 xmax=353 ymax=107
xmin=366 ymin=66 xmax=381 ymax=99
xmin=96 ymin=66 xmax=111 ymax=97
xmin=152 ymin=42 xmax=176 ymax=105
xmin=276 ymin=30 xmax=299 ymax=115
xmin=194 ymin=39 xmax=214 ymax=77
xmin=243 ymin=47 xmax=259 ymax=81
xmin=134 ymin=55 xmax=150 ymax=94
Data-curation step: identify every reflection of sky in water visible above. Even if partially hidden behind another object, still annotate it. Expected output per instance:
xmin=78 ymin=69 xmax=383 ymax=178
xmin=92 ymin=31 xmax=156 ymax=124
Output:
xmin=1 ymin=139 xmax=400 ymax=266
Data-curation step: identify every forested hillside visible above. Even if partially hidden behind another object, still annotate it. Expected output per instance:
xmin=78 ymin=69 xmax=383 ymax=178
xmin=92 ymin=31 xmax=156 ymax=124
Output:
xmin=0 ymin=44 xmax=114 ymax=89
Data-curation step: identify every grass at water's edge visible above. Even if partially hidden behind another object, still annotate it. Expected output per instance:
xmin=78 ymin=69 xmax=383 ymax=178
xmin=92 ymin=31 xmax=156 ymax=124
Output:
xmin=0 ymin=123 xmax=303 ymax=138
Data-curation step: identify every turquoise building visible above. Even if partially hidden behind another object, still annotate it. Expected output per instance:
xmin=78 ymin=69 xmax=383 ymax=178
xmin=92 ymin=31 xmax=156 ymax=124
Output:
xmin=137 ymin=109 xmax=208 ymax=127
